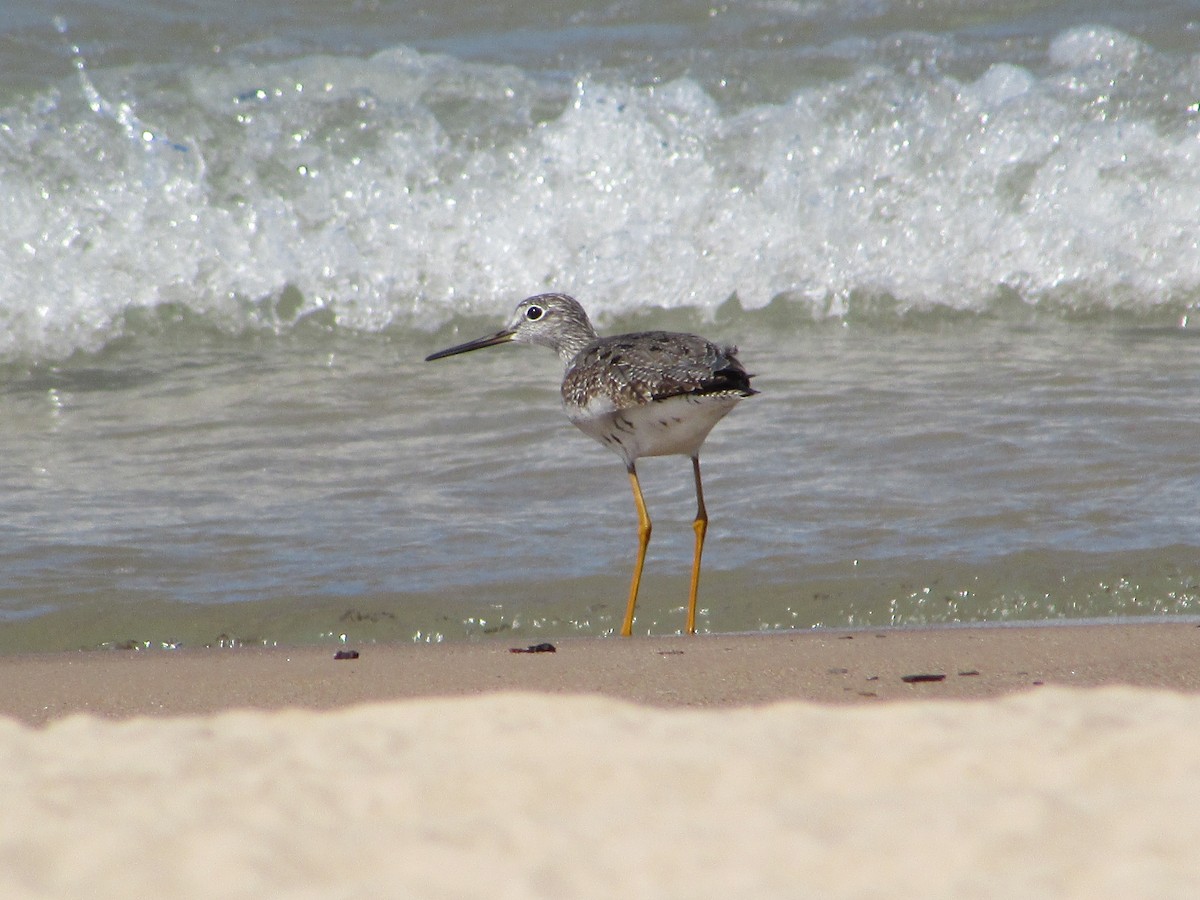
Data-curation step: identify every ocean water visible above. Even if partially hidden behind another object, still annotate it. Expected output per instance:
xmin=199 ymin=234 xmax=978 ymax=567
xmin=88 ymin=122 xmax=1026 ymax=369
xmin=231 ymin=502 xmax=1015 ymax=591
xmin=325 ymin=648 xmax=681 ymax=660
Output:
xmin=2 ymin=0 xmax=1199 ymax=651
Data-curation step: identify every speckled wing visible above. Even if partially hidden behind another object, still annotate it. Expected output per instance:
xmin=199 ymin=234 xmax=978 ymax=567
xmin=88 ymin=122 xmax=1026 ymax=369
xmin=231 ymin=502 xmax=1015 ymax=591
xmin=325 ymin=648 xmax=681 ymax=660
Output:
xmin=561 ymin=331 xmax=755 ymax=412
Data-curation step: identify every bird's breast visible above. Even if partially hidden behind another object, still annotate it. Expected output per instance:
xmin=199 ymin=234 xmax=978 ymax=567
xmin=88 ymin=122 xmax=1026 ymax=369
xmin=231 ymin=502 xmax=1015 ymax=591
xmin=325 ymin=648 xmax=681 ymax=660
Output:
xmin=565 ymin=393 xmax=743 ymax=465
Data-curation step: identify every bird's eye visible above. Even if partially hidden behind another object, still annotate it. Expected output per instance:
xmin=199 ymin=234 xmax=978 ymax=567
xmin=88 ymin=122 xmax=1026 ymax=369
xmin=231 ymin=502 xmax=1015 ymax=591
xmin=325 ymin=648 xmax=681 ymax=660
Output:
xmin=525 ymin=306 xmax=544 ymax=321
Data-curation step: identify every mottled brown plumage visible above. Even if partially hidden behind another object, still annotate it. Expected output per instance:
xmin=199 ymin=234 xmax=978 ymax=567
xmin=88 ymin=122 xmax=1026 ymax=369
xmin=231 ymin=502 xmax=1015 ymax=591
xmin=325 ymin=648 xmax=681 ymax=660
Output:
xmin=563 ymin=330 xmax=754 ymax=410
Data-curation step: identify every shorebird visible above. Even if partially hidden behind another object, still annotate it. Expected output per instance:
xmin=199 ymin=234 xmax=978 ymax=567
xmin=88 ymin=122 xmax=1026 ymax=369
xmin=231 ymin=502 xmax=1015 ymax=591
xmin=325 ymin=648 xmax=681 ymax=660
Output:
xmin=425 ymin=293 xmax=756 ymax=636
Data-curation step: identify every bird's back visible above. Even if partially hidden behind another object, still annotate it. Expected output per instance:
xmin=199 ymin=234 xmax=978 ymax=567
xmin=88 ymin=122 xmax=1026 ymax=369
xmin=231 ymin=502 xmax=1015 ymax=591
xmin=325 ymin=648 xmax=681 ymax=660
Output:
xmin=562 ymin=331 xmax=755 ymax=413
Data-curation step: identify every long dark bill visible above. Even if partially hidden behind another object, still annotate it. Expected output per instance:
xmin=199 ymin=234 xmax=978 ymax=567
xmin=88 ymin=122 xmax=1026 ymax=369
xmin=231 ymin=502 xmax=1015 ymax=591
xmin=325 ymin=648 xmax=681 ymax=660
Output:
xmin=424 ymin=329 xmax=516 ymax=361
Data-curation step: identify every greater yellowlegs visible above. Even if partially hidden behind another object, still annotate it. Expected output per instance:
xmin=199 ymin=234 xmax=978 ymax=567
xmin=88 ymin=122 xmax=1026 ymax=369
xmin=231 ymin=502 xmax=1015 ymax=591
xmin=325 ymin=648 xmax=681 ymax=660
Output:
xmin=425 ymin=293 xmax=756 ymax=636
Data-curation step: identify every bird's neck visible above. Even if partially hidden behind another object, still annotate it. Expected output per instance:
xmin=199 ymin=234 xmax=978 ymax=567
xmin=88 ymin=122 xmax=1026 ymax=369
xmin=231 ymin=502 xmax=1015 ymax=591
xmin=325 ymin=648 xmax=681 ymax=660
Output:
xmin=551 ymin=326 xmax=598 ymax=367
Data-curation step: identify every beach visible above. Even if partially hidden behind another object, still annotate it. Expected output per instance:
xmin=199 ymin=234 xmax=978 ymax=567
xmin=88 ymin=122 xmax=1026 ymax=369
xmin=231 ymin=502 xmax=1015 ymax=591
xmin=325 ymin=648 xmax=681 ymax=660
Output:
xmin=5 ymin=622 xmax=1200 ymax=897
xmin=4 ymin=0 xmax=1200 ymax=894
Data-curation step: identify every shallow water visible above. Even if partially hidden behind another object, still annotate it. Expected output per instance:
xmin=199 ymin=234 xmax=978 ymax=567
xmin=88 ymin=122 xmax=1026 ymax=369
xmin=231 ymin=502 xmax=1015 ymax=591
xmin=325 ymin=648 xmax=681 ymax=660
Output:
xmin=1 ymin=1 xmax=1199 ymax=650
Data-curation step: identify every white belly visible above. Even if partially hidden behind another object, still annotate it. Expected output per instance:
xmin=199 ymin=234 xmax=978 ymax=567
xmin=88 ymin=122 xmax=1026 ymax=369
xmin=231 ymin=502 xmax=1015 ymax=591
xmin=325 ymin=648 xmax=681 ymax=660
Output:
xmin=567 ymin=394 xmax=742 ymax=466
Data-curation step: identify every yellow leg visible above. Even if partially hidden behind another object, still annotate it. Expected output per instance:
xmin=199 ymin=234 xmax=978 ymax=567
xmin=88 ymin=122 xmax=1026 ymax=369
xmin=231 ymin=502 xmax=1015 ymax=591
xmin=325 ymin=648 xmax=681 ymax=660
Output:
xmin=686 ymin=456 xmax=707 ymax=635
xmin=622 ymin=465 xmax=651 ymax=637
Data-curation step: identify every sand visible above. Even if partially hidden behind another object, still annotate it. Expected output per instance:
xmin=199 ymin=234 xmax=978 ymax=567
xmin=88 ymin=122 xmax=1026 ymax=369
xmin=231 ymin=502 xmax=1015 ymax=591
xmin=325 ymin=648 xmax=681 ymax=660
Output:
xmin=4 ymin=622 xmax=1200 ymax=897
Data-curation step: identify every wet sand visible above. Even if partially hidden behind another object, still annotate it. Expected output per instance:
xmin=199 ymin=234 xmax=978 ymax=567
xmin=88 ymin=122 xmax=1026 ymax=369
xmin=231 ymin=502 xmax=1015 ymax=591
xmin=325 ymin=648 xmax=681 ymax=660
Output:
xmin=3 ymin=621 xmax=1200 ymax=723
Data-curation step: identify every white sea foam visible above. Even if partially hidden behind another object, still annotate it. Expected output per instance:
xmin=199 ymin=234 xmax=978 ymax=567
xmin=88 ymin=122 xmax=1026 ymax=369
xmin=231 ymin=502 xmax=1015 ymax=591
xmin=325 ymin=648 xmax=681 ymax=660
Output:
xmin=2 ymin=23 xmax=1199 ymax=361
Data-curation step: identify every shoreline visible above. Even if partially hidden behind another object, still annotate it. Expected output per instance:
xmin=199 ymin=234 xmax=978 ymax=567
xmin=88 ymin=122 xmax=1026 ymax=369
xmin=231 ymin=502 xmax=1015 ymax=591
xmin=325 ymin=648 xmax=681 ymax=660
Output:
xmin=5 ymin=619 xmax=1200 ymax=724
